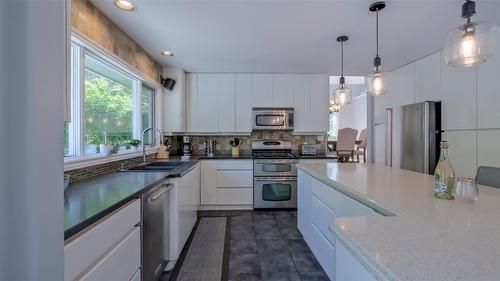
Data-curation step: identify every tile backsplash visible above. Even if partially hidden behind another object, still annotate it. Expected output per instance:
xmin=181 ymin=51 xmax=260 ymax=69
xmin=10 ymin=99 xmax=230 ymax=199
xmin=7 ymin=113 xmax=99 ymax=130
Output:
xmin=167 ymin=132 xmax=327 ymax=156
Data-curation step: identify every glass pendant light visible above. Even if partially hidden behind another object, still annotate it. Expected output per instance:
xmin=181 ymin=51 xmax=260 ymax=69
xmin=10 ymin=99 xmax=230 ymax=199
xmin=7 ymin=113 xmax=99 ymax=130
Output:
xmin=444 ymin=0 xmax=498 ymax=68
xmin=329 ymin=92 xmax=341 ymax=113
xmin=367 ymin=1 xmax=389 ymax=96
xmin=334 ymin=36 xmax=352 ymax=106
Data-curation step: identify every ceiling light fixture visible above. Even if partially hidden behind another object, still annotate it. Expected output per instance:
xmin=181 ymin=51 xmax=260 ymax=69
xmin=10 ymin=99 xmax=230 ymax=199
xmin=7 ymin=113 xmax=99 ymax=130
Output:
xmin=334 ymin=36 xmax=351 ymax=106
xmin=161 ymin=50 xmax=174 ymax=57
xmin=367 ymin=1 xmax=389 ymax=96
xmin=444 ymin=0 xmax=497 ymax=68
xmin=114 ymin=0 xmax=136 ymax=11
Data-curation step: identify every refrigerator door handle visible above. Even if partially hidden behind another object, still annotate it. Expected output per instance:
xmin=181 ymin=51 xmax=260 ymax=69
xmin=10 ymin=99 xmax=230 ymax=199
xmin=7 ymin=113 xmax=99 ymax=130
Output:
xmin=423 ymin=102 xmax=430 ymax=174
xmin=385 ymin=108 xmax=393 ymax=167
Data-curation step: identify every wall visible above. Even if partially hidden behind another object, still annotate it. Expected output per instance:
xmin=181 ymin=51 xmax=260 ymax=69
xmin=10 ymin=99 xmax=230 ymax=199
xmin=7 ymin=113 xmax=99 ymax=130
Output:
xmin=167 ymin=131 xmax=327 ymax=156
xmin=372 ymin=29 xmax=500 ymax=178
xmin=337 ymin=94 xmax=367 ymax=133
xmin=0 ymin=1 xmax=65 ymax=279
xmin=72 ymin=0 xmax=162 ymax=82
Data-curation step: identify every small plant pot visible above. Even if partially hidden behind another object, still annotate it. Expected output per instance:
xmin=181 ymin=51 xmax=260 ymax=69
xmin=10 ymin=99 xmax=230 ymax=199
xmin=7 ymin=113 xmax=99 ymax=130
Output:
xmin=99 ymin=144 xmax=115 ymax=156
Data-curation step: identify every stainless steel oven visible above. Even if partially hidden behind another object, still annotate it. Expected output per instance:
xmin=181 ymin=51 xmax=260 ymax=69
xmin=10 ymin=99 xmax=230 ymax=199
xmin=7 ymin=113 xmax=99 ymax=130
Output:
xmin=254 ymin=177 xmax=297 ymax=209
xmin=254 ymin=159 xmax=298 ymax=177
xmin=252 ymin=108 xmax=294 ymax=131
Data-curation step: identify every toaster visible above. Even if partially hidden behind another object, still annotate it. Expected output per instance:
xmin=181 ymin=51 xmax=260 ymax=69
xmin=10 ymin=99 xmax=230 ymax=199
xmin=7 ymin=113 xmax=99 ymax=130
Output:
xmin=301 ymin=144 xmax=317 ymax=156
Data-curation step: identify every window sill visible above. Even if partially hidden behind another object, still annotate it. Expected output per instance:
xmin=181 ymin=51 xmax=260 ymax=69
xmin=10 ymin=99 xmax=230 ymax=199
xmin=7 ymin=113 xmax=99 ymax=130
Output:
xmin=64 ymin=147 xmax=159 ymax=171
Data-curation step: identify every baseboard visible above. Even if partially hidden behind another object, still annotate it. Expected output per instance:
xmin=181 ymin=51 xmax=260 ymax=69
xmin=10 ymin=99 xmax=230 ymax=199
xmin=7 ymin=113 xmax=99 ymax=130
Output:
xmin=198 ymin=205 xmax=253 ymax=211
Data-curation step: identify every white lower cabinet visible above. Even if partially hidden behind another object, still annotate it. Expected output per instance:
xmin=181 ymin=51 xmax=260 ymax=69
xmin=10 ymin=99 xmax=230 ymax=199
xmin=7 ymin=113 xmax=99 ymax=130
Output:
xmin=169 ymin=163 xmax=200 ymax=264
xmin=64 ymin=199 xmax=141 ymax=281
xmin=297 ymin=170 xmax=379 ymax=281
xmin=80 ymin=227 xmax=140 ymax=281
xmin=336 ymin=240 xmax=376 ymax=281
xmin=201 ymin=160 xmax=253 ymax=206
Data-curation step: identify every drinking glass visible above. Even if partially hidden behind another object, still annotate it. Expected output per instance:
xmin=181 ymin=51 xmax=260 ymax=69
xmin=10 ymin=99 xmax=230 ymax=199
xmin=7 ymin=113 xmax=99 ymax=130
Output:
xmin=454 ymin=177 xmax=479 ymax=203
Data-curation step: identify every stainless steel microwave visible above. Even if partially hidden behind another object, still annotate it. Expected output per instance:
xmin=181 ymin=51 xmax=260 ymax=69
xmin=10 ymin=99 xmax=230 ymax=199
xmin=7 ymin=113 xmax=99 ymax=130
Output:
xmin=252 ymin=108 xmax=294 ymax=131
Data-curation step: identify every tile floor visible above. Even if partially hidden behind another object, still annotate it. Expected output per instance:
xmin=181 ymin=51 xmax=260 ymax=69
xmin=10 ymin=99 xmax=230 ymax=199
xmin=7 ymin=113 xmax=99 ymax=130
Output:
xmin=198 ymin=210 xmax=329 ymax=281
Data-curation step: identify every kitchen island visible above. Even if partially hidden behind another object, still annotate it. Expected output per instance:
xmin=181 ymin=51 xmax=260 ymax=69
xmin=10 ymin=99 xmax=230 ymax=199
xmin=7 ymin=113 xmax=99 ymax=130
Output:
xmin=297 ymin=161 xmax=500 ymax=281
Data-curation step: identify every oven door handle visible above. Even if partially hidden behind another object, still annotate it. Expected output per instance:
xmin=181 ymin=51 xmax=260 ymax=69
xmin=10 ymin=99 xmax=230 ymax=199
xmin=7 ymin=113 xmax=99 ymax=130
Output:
xmin=254 ymin=177 xmax=297 ymax=182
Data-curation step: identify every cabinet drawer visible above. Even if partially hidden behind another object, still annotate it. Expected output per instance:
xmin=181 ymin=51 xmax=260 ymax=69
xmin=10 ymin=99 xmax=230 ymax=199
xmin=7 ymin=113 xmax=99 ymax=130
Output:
xmin=217 ymin=170 xmax=253 ymax=187
xmin=312 ymin=195 xmax=336 ymax=246
xmin=217 ymin=160 xmax=253 ymax=170
xmin=80 ymin=227 xmax=141 ymax=281
xmin=64 ymin=199 xmax=141 ymax=281
xmin=308 ymin=224 xmax=335 ymax=280
xmin=217 ymin=188 xmax=253 ymax=205
xmin=311 ymin=178 xmax=375 ymax=218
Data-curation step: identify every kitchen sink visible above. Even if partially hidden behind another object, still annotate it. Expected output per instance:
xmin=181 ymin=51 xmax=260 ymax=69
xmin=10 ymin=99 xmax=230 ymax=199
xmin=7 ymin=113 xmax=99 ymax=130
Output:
xmin=124 ymin=161 xmax=188 ymax=172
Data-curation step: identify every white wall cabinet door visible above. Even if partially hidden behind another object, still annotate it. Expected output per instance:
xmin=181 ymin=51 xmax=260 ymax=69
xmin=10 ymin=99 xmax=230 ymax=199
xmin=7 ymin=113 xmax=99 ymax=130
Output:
xmin=476 ymin=30 xmax=500 ymax=129
xmin=293 ymin=74 xmax=311 ymax=133
xmin=218 ymin=74 xmax=236 ymax=132
xmin=272 ymin=74 xmax=294 ymax=107
xmin=235 ymin=74 xmax=253 ymax=133
xmin=185 ymin=73 xmax=198 ymax=132
xmin=197 ymin=74 xmax=220 ymax=132
xmin=309 ymin=74 xmax=328 ymax=132
xmin=441 ymin=57 xmax=476 ymax=130
xmin=201 ymin=160 xmax=217 ymax=205
xmin=162 ymin=67 xmax=186 ymax=133
xmin=415 ymin=51 xmax=441 ymax=103
xmin=252 ymin=74 xmax=273 ymax=108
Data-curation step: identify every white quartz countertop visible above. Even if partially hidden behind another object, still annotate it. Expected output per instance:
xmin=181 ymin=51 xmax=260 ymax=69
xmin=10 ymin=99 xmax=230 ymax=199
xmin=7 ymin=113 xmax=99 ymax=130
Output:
xmin=297 ymin=161 xmax=500 ymax=281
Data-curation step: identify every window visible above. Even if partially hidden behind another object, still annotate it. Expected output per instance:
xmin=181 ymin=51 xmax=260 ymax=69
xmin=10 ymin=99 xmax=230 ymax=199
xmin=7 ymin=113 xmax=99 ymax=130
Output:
xmin=65 ymin=37 xmax=158 ymax=160
xmin=328 ymin=111 xmax=338 ymax=139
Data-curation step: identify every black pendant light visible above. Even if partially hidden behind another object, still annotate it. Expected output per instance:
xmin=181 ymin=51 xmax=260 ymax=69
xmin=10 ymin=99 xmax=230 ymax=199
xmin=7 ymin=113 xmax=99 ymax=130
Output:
xmin=444 ymin=0 xmax=498 ymax=68
xmin=367 ymin=1 xmax=389 ymax=96
xmin=334 ymin=36 xmax=351 ymax=106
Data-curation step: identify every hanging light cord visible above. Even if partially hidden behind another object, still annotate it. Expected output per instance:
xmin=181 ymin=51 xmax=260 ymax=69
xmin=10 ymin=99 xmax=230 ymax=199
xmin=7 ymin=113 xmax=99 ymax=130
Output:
xmin=376 ymin=9 xmax=379 ymax=57
xmin=341 ymin=41 xmax=344 ymax=78
xmin=373 ymin=8 xmax=382 ymax=71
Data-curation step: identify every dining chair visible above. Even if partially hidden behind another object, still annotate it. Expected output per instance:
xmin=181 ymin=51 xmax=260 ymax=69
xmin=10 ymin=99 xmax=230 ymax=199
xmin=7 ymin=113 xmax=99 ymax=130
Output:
xmin=475 ymin=166 xmax=500 ymax=188
xmin=336 ymin=127 xmax=358 ymax=163
xmin=353 ymin=128 xmax=368 ymax=163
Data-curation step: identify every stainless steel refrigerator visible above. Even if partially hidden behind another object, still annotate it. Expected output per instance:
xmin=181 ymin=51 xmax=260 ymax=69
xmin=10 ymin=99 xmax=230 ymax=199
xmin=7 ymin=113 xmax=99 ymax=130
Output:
xmin=400 ymin=101 xmax=441 ymax=175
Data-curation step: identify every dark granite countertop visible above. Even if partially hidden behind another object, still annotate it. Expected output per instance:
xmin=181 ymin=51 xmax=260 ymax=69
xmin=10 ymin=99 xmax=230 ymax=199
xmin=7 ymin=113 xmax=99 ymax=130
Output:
xmin=196 ymin=154 xmax=253 ymax=160
xmin=64 ymin=160 xmax=199 ymax=240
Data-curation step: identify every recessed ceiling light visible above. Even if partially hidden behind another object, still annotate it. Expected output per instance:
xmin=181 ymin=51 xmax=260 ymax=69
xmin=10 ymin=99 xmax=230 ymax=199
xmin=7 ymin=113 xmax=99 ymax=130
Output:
xmin=161 ymin=50 xmax=174 ymax=57
xmin=114 ymin=0 xmax=136 ymax=11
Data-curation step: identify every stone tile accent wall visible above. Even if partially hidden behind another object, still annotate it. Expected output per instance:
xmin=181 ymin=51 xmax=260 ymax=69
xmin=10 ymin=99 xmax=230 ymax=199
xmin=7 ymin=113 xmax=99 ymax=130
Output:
xmin=72 ymin=0 xmax=162 ymax=82
xmin=166 ymin=132 xmax=327 ymax=156
xmin=65 ymin=154 xmax=156 ymax=183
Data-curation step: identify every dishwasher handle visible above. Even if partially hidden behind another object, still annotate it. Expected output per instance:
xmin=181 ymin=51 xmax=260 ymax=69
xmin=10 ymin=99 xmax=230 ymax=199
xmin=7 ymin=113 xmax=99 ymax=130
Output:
xmin=147 ymin=183 xmax=172 ymax=204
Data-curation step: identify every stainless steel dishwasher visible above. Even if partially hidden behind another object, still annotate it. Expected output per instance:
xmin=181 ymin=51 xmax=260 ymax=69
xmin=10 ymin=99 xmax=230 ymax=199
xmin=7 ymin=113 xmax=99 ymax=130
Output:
xmin=142 ymin=181 xmax=172 ymax=281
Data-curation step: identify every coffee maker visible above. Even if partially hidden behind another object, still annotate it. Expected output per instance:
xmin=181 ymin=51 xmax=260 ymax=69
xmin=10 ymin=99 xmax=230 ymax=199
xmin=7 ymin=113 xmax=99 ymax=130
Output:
xmin=182 ymin=136 xmax=193 ymax=156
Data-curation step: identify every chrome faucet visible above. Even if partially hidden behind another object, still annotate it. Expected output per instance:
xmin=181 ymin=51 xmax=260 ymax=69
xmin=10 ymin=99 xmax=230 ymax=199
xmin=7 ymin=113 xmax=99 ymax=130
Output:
xmin=142 ymin=127 xmax=162 ymax=163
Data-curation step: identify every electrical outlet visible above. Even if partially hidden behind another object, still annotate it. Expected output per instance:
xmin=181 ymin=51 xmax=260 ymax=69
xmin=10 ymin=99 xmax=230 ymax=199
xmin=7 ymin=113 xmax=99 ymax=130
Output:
xmin=317 ymin=135 xmax=325 ymax=142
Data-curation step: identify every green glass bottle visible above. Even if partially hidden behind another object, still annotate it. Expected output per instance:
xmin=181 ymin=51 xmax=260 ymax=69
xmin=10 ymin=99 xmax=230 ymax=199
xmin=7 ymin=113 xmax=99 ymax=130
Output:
xmin=434 ymin=141 xmax=455 ymax=200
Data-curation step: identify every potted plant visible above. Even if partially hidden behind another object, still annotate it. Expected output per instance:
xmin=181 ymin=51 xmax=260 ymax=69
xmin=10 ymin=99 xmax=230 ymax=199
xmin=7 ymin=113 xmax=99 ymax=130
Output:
xmin=99 ymin=132 xmax=115 ymax=156
xmin=130 ymin=139 xmax=141 ymax=151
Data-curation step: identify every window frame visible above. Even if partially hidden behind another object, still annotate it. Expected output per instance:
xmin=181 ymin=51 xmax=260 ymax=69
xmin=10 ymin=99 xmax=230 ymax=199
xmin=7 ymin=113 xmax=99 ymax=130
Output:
xmin=65 ymin=32 xmax=162 ymax=168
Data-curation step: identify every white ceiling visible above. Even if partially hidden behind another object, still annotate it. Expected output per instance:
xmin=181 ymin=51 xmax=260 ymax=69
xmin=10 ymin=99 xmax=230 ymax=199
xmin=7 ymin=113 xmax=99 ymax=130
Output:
xmin=89 ymin=0 xmax=500 ymax=75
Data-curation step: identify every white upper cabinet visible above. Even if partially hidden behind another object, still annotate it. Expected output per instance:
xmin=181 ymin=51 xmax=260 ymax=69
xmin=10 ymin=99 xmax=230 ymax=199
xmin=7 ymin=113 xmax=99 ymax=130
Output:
xmin=185 ymin=73 xmax=198 ymax=132
xmin=309 ymin=74 xmax=328 ymax=132
xmin=197 ymin=74 xmax=219 ymax=132
xmin=388 ymin=62 xmax=416 ymax=107
xmin=235 ymin=74 xmax=253 ymax=133
xmin=182 ymin=73 xmax=328 ymax=134
xmin=441 ymin=56 xmax=476 ymax=130
xmin=476 ymin=30 xmax=500 ymax=129
xmin=272 ymin=74 xmax=294 ymax=107
xmin=162 ymin=68 xmax=186 ymax=133
xmin=218 ymin=74 xmax=236 ymax=132
xmin=415 ymin=51 xmax=441 ymax=103
xmin=252 ymin=74 xmax=273 ymax=107
xmin=293 ymin=74 xmax=311 ymax=133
